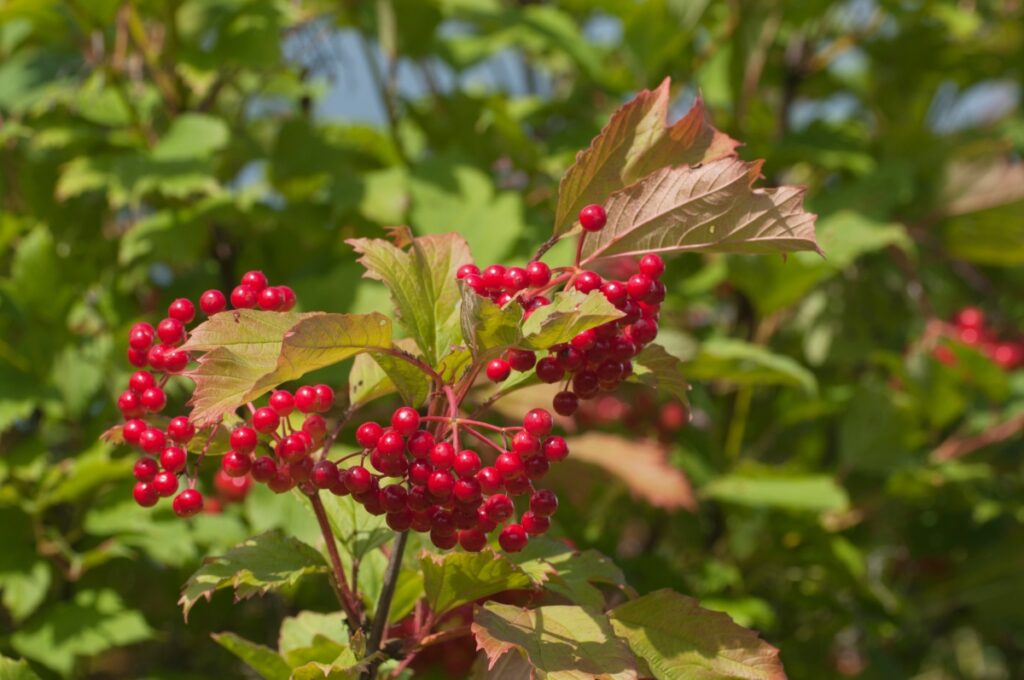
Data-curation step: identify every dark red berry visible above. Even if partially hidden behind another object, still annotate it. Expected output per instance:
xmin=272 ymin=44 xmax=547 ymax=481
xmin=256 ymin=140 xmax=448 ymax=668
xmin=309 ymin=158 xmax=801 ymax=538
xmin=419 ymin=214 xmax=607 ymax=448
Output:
xmin=251 ymin=455 xmax=277 ymax=482
xmin=381 ymin=484 xmax=408 ymax=513
xmin=630 ymin=318 xmax=658 ymax=344
xmin=409 ymin=460 xmax=432 ymax=487
xmin=459 ymin=529 xmax=487 ymax=552
xmin=476 ymin=466 xmax=503 ymax=494
xmin=301 ymin=414 xmax=327 ymax=443
xmin=627 ymin=273 xmax=655 ymax=301
xmin=525 ymin=261 xmax=551 ymax=288
xmin=407 ymin=430 xmax=435 ymax=459
xmin=486 ymin=358 xmax=511 ymax=383
xmin=345 ymin=466 xmax=373 ymax=495
xmin=386 ymin=510 xmax=413 ymax=532
xmin=391 ymin=407 xmax=420 ymax=436
xmin=521 ymin=511 xmax=550 ymax=535
xmin=504 ymin=475 xmax=534 ymax=496
xmin=134 ymin=457 xmax=159 ymax=482
xmin=639 ymin=254 xmax=665 ymax=278
xmin=579 ymin=204 xmax=607 ymax=232
xmin=552 ymin=391 xmax=578 ymax=416
xmin=498 ymin=523 xmax=528 ymax=552
xmin=572 ymin=370 xmax=599 ymax=398
xmin=507 ymin=349 xmax=537 ymax=372
xmin=240 ymin=271 xmax=268 ymax=292
xmin=230 ymin=426 xmax=258 ymax=454
xmin=535 ymin=357 xmax=564 ymax=383
xmin=543 ymin=436 xmax=569 ymax=462
xmin=464 ymin=273 xmax=486 ymax=295
xmin=524 ymin=455 xmax=549 ymax=480
xmin=601 ymin=280 xmax=628 ymax=306
xmin=530 ymin=489 xmax=558 ymax=516
xmin=277 ymin=434 xmax=309 ymax=462
xmin=278 ymin=286 xmax=297 ymax=311
xmin=431 ymin=529 xmax=458 ymax=549
xmin=160 ymin=446 xmax=187 ymax=474
xmin=199 ymin=290 xmax=227 ymax=316
xmin=133 ymin=482 xmax=159 ymax=507
xmin=574 ymin=271 xmax=603 ymax=294
xmin=485 ymin=494 xmax=514 ymax=522
xmin=571 ymin=328 xmax=597 ymax=352
xmin=173 ymin=489 xmax=203 ymax=517
xmin=430 ymin=507 xmax=457 ymax=535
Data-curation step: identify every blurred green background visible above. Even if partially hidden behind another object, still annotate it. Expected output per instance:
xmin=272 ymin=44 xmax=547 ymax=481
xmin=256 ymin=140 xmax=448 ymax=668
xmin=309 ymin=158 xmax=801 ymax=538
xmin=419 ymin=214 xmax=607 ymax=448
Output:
xmin=2 ymin=0 xmax=1024 ymax=678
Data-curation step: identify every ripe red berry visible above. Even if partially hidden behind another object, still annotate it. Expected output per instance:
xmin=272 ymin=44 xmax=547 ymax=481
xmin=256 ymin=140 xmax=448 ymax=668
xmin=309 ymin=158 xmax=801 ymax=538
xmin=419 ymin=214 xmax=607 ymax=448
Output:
xmin=312 ymin=384 xmax=334 ymax=412
xmin=503 ymin=267 xmax=528 ymax=291
xmin=459 ymin=528 xmax=487 ymax=552
xmin=639 ymin=253 xmax=665 ymax=278
xmin=505 ymin=475 xmax=534 ymax=496
xmin=543 ymin=436 xmax=569 ymax=462
xmin=127 ymin=347 xmax=148 ymax=367
xmin=464 ymin=273 xmax=486 ymax=294
xmin=173 ymin=489 xmax=203 ymax=517
xmin=454 ymin=478 xmax=482 ymax=504
xmin=133 ymin=481 xmax=159 ymax=507
xmin=380 ymin=484 xmax=408 ymax=513
xmin=215 ymin=469 xmax=252 ymax=502
xmin=430 ymin=507 xmax=456 ymax=535
xmin=268 ymin=469 xmax=296 ymax=494
xmin=530 ymin=489 xmax=558 ymax=516
xmin=140 ymin=386 xmax=167 ymax=413
xmin=251 ymin=407 xmax=280 ymax=434
xmin=431 ymin=529 xmax=458 ymax=549
xmin=128 ymin=371 xmax=156 ymax=395
xmin=428 ymin=470 xmax=455 ymax=500
xmin=123 ymin=419 xmax=147 ymax=445
xmin=160 ymin=446 xmax=187 ymax=474
xmin=166 ymin=298 xmax=195 ymax=324
xmin=222 ymin=450 xmax=252 ymax=477
xmin=163 ymin=349 xmax=189 ymax=373
xmin=345 ymin=466 xmax=373 ymax=495
xmin=482 ymin=264 xmax=506 ymax=290
xmin=485 ymin=494 xmax=514 ymax=522
xmin=525 ymin=261 xmax=551 ymax=288
xmin=134 ymin=457 xmax=159 ymax=482
xmin=499 ymin=523 xmax=528 ymax=552
xmin=453 ymin=450 xmax=481 ymax=479
xmin=572 ymin=370 xmax=599 ymax=398
xmin=552 ymin=391 xmax=579 ymax=416
xmin=601 ymin=280 xmax=628 ymax=306
xmin=302 ymin=414 xmax=326 ymax=442
xmin=118 ymin=390 xmax=143 ymax=418
xmin=258 ymin=286 xmax=284 ymax=311
xmin=486 ymin=358 xmax=511 ymax=383
xmin=152 ymin=470 xmax=179 ymax=497
xmin=579 ymin=204 xmax=607 ymax=232
xmin=376 ymin=430 xmax=406 ymax=456
xmin=955 ymin=307 xmax=984 ymax=330
xmin=241 ymin=270 xmax=269 ymax=292
xmin=457 ymin=263 xmax=480 ymax=280
xmin=524 ymin=455 xmax=549 ymax=480
xmin=627 ymin=273 xmax=655 ymax=301
xmin=511 ymin=430 xmax=539 ymax=456
xmin=355 ymin=421 xmax=383 ymax=449
xmin=139 ymin=428 xmax=166 ymax=454
xmin=251 ymin=455 xmax=277 ymax=482
xmin=277 ymin=434 xmax=309 ymax=462
xmin=146 ymin=344 xmax=167 ymax=371
xmin=430 ymin=442 xmax=455 ymax=469
xmin=507 ymin=349 xmax=536 ymax=372
xmin=496 ymin=452 xmax=524 ymax=480
xmin=386 ymin=510 xmax=413 ymax=532
xmin=521 ymin=511 xmax=550 ymax=535
xmin=630 ymin=317 xmax=658 ymax=345
xmin=535 ymin=357 xmax=564 ymax=383
xmin=128 ymin=323 xmax=155 ymax=350
xmin=407 ymin=460 xmax=430 ymax=487
xmin=522 ymin=408 xmax=553 ymax=436
xmin=157 ymin=317 xmax=185 ymax=345
xmin=278 ymin=286 xmax=297 ymax=311
xmin=391 ymin=407 xmax=420 ymax=436
xmin=230 ymin=426 xmax=258 ymax=454
xmin=575 ymin=271 xmax=603 ymax=294
xmin=230 ymin=285 xmax=257 ymax=309
xmin=199 ymin=289 xmax=227 ymax=315
xmin=269 ymin=390 xmax=295 ymax=416
xmin=294 ymin=386 xmax=317 ymax=413
xmin=476 ymin=466 xmax=503 ymax=494
xmin=167 ymin=416 xmax=195 ymax=443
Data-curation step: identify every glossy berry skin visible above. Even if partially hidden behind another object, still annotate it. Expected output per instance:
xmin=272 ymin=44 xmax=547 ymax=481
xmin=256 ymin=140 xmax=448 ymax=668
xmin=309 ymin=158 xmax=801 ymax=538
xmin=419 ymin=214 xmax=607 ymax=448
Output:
xmin=503 ymin=267 xmax=528 ymax=291
xmin=377 ymin=430 xmax=406 ymax=456
xmin=199 ymin=290 xmax=227 ymax=315
xmin=574 ymin=271 xmax=603 ymax=294
xmin=166 ymin=416 xmax=195 ymax=443
xmin=639 ymin=253 xmax=665 ymax=278
xmin=486 ymin=358 xmax=511 ymax=383
xmin=277 ymin=434 xmax=309 ymax=463
xmin=525 ymin=261 xmax=551 ymax=288
xmin=543 ymin=436 xmax=569 ymax=462
xmin=302 ymin=415 xmax=327 ymax=443
xmin=955 ymin=307 xmax=984 ymax=329
xmin=530 ymin=489 xmax=558 ymax=516
xmin=572 ymin=371 xmax=599 ymax=398
xmin=454 ymin=450 xmax=481 ymax=479
xmin=230 ymin=426 xmax=258 ymax=454
xmin=294 ymin=386 xmax=317 ymax=413
xmin=172 ymin=489 xmax=203 ymax=517
xmin=601 ymin=280 xmax=628 ymax=306
xmin=123 ymin=419 xmax=147 ymax=445
xmin=251 ymin=456 xmax=277 ymax=482
xmin=522 ymin=408 xmax=553 ymax=436
xmin=222 ymin=450 xmax=252 ymax=477
xmin=627 ymin=274 xmax=655 ymax=301
xmin=157 ymin=317 xmax=185 ymax=345
xmin=485 ymin=494 xmax=515 ymax=522
xmin=146 ymin=344 xmax=167 ymax=371
xmin=258 ymin=287 xmax=284 ymax=310
xmin=251 ymin=407 xmax=280 ymax=434
xmin=456 ymin=264 xmax=480 ymax=280
xmin=499 ymin=523 xmax=529 ymax=552
xmin=476 ymin=466 xmax=503 ymax=494
xmin=386 ymin=510 xmax=413 ymax=532
xmin=524 ymin=455 xmax=549 ymax=480
xmin=269 ymin=390 xmax=295 ymax=416
xmin=380 ymin=484 xmax=408 ymax=513
xmin=391 ymin=407 xmax=420 ymax=436
xmin=134 ymin=457 xmax=159 ymax=482
xmin=168 ymin=298 xmax=196 ymax=323
xmin=129 ymin=370 xmax=156 ymax=394
xmin=552 ymin=390 xmax=579 ymax=416
xmin=459 ymin=529 xmax=487 ymax=552
xmin=241 ymin=270 xmax=268 ymax=292
xmin=139 ymin=428 xmax=166 ymax=455
xmin=535 ymin=357 xmax=564 ymax=383
xmin=163 ymin=349 xmax=189 ymax=373
xmin=511 ymin=431 xmax=539 ymax=457
xmin=278 ymin=286 xmax=297 ymax=311
xmin=118 ymin=391 xmax=143 ymax=418
xmin=313 ymin=384 xmax=335 ymax=412
xmin=230 ymin=285 xmax=257 ymax=309
xmin=427 ymin=470 xmax=455 ymax=500
xmin=140 ymin=387 xmax=167 ymax=413
xmin=127 ymin=347 xmax=149 ymax=367
xmin=507 ymin=349 xmax=536 ymax=372
xmin=630 ymin=318 xmax=658 ymax=345
xmin=579 ymin=204 xmax=607 ymax=232
xmin=453 ymin=478 xmax=482 ymax=504
xmin=160 ymin=446 xmax=187 ymax=474
xmin=128 ymin=323 xmax=155 ymax=350
xmin=405 ymin=430 xmax=434 ymax=460
xmin=356 ymin=422 xmax=383 ymax=449
xmin=345 ymin=466 xmax=373 ymax=495
xmin=152 ymin=471 xmax=179 ymax=497
xmin=431 ymin=530 xmax=458 ymax=549
xmin=482 ymin=265 xmax=506 ymax=290
xmin=521 ymin=511 xmax=550 ymax=535
xmin=496 ymin=452 xmax=524 ymax=480
xmin=133 ymin=482 xmax=159 ymax=507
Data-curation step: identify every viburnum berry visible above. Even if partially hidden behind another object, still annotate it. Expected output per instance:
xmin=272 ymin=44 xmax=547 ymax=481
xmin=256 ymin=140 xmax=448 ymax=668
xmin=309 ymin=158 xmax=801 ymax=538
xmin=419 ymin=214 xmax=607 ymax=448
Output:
xmin=251 ymin=407 xmax=280 ymax=433
xmin=380 ymin=484 xmax=408 ymax=512
xmin=160 ymin=445 xmax=187 ymax=474
xmin=627 ymin=273 xmax=655 ymax=301
xmin=215 ymin=470 xmax=252 ymax=503
xmin=521 ymin=511 xmax=550 ymax=535
xmin=572 ymin=370 xmax=599 ymax=398
xmin=172 ymin=489 xmax=203 ymax=517
xmin=482 ymin=264 xmax=506 ymax=290
xmin=269 ymin=390 xmax=295 ymax=416
xmin=258 ymin=286 xmax=284 ymax=310
xmin=525 ymin=261 xmax=551 ymax=287
xmin=127 ymin=347 xmax=149 ymax=367
xmin=530 ymin=489 xmax=558 ymax=516
xmin=123 ymin=418 xmax=147 ymax=445
xmin=140 ymin=386 xmax=167 ymax=413
xmin=507 ymin=349 xmax=536 ymax=372
xmin=230 ymin=426 xmax=258 ymax=454
xmin=377 ymin=430 xmax=406 ymax=456
xmin=118 ymin=390 xmax=143 ymax=418
xmin=574 ymin=271 xmax=603 ymax=294
xmin=163 ymin=349 xmax=189 ymax=373
xmin=630 ymin=317 xmax=658 ymax=344
xmin=579 ymin=204 xmax=607 ymax=232
xmin=129 ymin=323 xmax=155 ymax=350
xmin=456 ymin=264 xmax=480 ymax=280
xmin=356 ymin=421 xmax=383 ymax=449
xmin=133 ymin=482 xmax=159 ymax=507
xmin=128 ymin=370 xmax=156 ymax=394
xmin=152 ymin=470 xmax=179 ymax=497
xmin=230 ymin=285 xmax=257 ymax=309
xmin=277 ymin=434 xmax=309 ymax=462
xmin=199 ymin=289 xmax=227 ymax=316
xmin=431 ymin=529 xmax=458 ymax=549
xmin=453 ymin=478 xmax=482 ymax=504
xmin=391 ymin=407 xmax=420 ymax=436
xmin=427 ymin=470 xmax=454 ymax=500
xmin=523 ymin=408 xmax=553 ymax=436
xmin=511 ymin=430 xmax=539 ymax=456
xmin=543 ymin=436 xmax=569 ymax=462
xmin=498 ymin=523 xmax=528 ymax=552
xmin=505 ymin=475 xmax=534 ymax=496
xmin=524 ymin=455 xmax=549 ymax=480
xmin=552 ymin=391 xmax=578 ymax=416
xmin=302 ymin=414 xmax=327 ymax=443
xmin=453 ymin=449 xmax=481 ymax=479
xmin=503 ymin=266 xmax=528 ymax=292
xmin=278 ymin=286 xmax=297 ymax=312
xmin=459 ymin=528 xmax=487 ymax=552
xmin=312 ymin=384 xmax=334 ymax=412
xmin=486 ymin=358 xmax=511 ymax=383
xmin=251 ymin=455 xmax=277 ymax=482
xmin=601 ymin=280 xmax=628 ymax=306
xmin=157 ymin=317 xmax=185 ymax=345
xmin=134 ymin=457 xmax=159 ymax=482
xmin=287 ymin=456 xmax=313 ymax=482
xmin=484 ymin=494 xmax=514 ymax=522
xmin=167 ymin=416 xmax=195 ymax=443
xmin=268 ymin=469 xmax=296 ymax=494
xmin=536 ymin=357 xmax=564 ymax=383
xmin=294 ymin=386 xmax=317 ymax=413
xmin=345 ymin=466 xmax=373 ymax=495
xmin=386 ymin=510 xmax=413 ymax=532
xmin=222 ymin=450 xmax=252 ymax=477
xmin=495 ymin=452 xmax=524 ymax=480
xmin=476 ymin=466 xmax=503 ymax=494
xmin=139 ymin=427 xmax=166 ymax=454
xmin=240 ymin=270 xmax=268 ymax=292
xmin=168 ymin=298 xmax=196 ymax=323
xmin=639 ymin=253 xmax=665 ymax=278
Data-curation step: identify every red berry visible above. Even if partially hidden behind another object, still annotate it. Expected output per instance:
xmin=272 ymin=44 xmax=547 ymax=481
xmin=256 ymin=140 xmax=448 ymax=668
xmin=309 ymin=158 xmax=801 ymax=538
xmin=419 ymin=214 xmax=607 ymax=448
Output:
xmin=507 ymin=349 xmax=536 ymax=372
xmin=381 ymin=484 xmax=408 ymax=513
xmin=167 ymin=416 xmax=195 ymax=443
xmin=268 ymin=469 xmax=296 ymax=494
xmin=139 ymin=428 xmax=166 ymax=454
xmin=482 ymin=265 xmax=506 ymax=290
xmin=552 ymin=391 xmax=578 ymax=416
xmin=511 ymin=430 xmax=539 ymax=456
xmin=277 ymin=434 xmax=309 ymax=462
xmin=251 ymin=407 xmax=280 ymax=434
xmin=524 ymin=455 xmax=549 ymax=480
xmin=630 ymin=318 xmax=658 ymax=345
xmin=627 ymin=273 xmax=655 ymax=301
xmin=230 ymin=426 xmax=258 ymax=454
xmin=556 ymin=346 xmax=584 ymax=372
xmin=476 ymin=466 xmax=503 ymax=494
xmin=484 ymin=494 xmax=514 ymax=522
xmin=278 ymin=286 xmax=297 ymax=311
xmin=409 ymin=460 xmax=432 ymax=487
xmin=486 ymin=358 xmax=511 ymax=383
xmin=294 ymin=386 xmax=317 ymax=413
xmin=386 ymin=510 xmax=413 ymax=532
xmin=459 ymin=529 xmax=487 ymax=552
xmin=391 ymin=407 xmax=420 ymax=436
xmin=521 ymin=511 xmax=549 ymax=535
xmin=241 ymin=270 xmax=268 ymax=293
xmin=530 ymin=489 xmax=558 ymax=516
xmin=525 ymin=261 xmax=551 ymax=288
xmin=454 ymin=478 xmax=482 ymax=504
xmin=503 ymin=267 xmax=528 ymax=291
xmin=543 ymin=436 xmax=569 ymax=462
xmin=504 ymin=475 xmax=534 ymax=496
xmin=172 ymin=489 xmax=203 ymax=517
xmin=430 ymin=442 xmax=455 ymax=469
xmin=222 ymin=450 xmax=252 ymax=477
xmin=376 ymin=430 xmax=406 ymax=456
xmin=163 ymin=349 xmax=189 ymax=373
xmin=457 ymin=264 xmax=480 ymax=280
xmin=522 ymin=408 xmax=553 ymax=436
xmin=495 ymin=452 xmax=524 ymax=480
xmin=133 ymin=481 xmax=159 ymax=507
xmin=498 ymin=523 xmax=528 ymax=552
xmin=955 ymin=307 xmax=984 ymax=330
xmin=145 ymin=344 xmax=168 ymax=371
xmin=535 ymin=357 xmax=564 ymax=383
xmin=430 ymin=507 xmax=457 ymax=535
xmin=312 ymin=384 xmax=334 ymax=412
xmin=129 ymin=323 xmax=155 ymax=350
xmin=199 ymin=289 xmax=227 ymax=315
xmin=454 ymin=450 xmax=481 ymax=479
xmin=251 ymin=455 xmax=277 ymax=482
xmin=356 ymin=421 xmax=383 ymax=449
xmin=428 ymin=470 xmax=455 ymax=500
xmin=431 ymin=529 xmax=458 ymax=549
xmin=215 ymin=470 xmax=252 ymax=502
xmin=118 ymin=390 xmax=143 ymax=418
xmin=160 ymin=446 xmax=187 ymax=474
xmin=258 ymin=287 xmax=284 ymax=311
xmin=152 ymin=470 xmax=179 ymax=497
xmin=168 ymin=298 xmax=196 ymax=324
xmin=157 ymin=317 xmax=185 ymax=345
xmin=579 ymin=204 xmax=607 ymax=232
xmin=464 ymin=273 xmax=486 ymax=295
xmin=269 ymin=390 xmax=295 ymax=416
xmin=140 ymin=386 xmax=167 ymax=413
xmin=639 ymin=254 xmax=665 ymax=278
xmin=128 ymin=371 xmax=156 ymax=394
xmin=134 ymin=457 xmax=159 ymax=482
xmin=127 ymin=347 xmax=149 ymax=367
xmin=574 ymin=271 xmax=603 ymax=294
xmin=286 ymin=456 xmax=313 ymax=482
xmin=230 ymin=285 xmax=257 ymax=309
xmin=302 ymin=414 xmax=327 ymax=442
xmin=404 ymin=430 xmax=432 ymax=459
xmin=123 ymin=419 xmax=147 ymax=445
xmin=572 ymin=370 xmax=599 ymax=398
xmin=345 ymin=466 xmax=373 ymax=495
xmin=601 ymin=280 xmax=628 ymax=306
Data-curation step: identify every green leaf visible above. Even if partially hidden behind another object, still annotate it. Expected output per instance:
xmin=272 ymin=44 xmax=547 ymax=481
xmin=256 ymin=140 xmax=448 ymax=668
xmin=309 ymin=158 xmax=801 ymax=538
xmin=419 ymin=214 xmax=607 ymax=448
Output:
xmin=472 ymin=603 xmax=638 ymax=679
xmin=702 ymin=475 xmax=849 ymax=513
xmin=279 ymin=611 xmax=348 ymax=655
xmin=10 ymin=589 xmax=152 ymax=676
xmin=555 ymin=79 xmax=738 ymax=237
xmin=348 ymin=349 xmax=429 ymax=408
xmin=347 ymin=231 xmax=472 ymax=365
xmin=631 ymin=344 xmax=690 ymax=404
xmin=459 ymin=284 xmax=523 ymax=357
xmin=152 ymin=113 xmax=229 ymax=160
xmin=685 ymin=338 xmax=817 ymax=394
xmin=608 ymin=589 xmax=786 ymax=680
xmin=0 ymin=654 xmax=42 ymax=680
xmin=580 ymin=158 xmax=819 ymax=263
xmin=179 ymin=531 xmax=329 ymax=620
xmin=321 ymin=494 xmax=391 ymax=562
xmin=421 ymin=550 xmax=533 ymax=616
xmin=512 ymin=538 xmax=630 ymax=609
xmin=212 ymin=632 xmax=291 ymax=680
xmin=520 ymin=290 xmax=623 ymax=351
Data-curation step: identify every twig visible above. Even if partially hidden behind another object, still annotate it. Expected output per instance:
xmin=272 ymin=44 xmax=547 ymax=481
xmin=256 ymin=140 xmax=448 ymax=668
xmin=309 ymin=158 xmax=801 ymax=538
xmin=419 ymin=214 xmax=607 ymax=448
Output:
xmin=360 ymin=530 xmax=409 ymax=679
xmin=309 ymin=493 xmax=364 ymax=631
xmin=931 ymin=413 xmax=1024 ymax=462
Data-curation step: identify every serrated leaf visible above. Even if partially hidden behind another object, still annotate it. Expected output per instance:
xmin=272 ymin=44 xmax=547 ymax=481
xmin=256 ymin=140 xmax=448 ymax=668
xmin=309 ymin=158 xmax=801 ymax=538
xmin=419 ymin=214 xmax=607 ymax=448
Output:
xmin=348 ymin=343 xmax=430 ymax=408
xmin=564 ymin=433 xmax=696 ymax=511
xmin=580 ymin=158 xmax=819 ymax=264
xmin=279 ymin=611 xmax=348 ymax=655
xmin=608 ymin=589 xmax=786 ymax=680
xmin=421 ymin=550 xmax=533 ymax=616
xmin=212 ymin=632 xmax=291 ymax=680
xmin=555 ymin=78 xmax=738 ymax=237
xmin=321 ymin=494 xmax=391 ymax=562
xmin=685 ymin=338 xmax=817 ymax=394
xmin=511 ymin=538 xmax=629 ymax=609
xmin=179 ymin=531 xmax=329 ymax=620
xmin=0 ymin=654 xmax=42 ymax=680
xmin=702 ymin=475 xmax=849 ymax=513
xmin=437 ymin=347 xmax=474 ymax=384
xmin=472 ymin=603 xmax=638 ymax=679
xmin=347 ymin=232 xmax=472 ymax=365
xmin=631 ymin=344 xmax=690 ymax=404
xmin=520 ymin=290 xmax=623 ymax=350
xmin=459 ymin=284 xmax=524 ymax=357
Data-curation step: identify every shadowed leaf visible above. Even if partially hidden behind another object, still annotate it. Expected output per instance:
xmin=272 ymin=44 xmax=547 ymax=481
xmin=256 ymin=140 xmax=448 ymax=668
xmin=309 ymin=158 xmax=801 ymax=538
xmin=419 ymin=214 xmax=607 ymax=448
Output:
xmin=212 ymin=632 xmax=290 ymax=680
xmin=421 ymin=550 xmax=533 ymax=616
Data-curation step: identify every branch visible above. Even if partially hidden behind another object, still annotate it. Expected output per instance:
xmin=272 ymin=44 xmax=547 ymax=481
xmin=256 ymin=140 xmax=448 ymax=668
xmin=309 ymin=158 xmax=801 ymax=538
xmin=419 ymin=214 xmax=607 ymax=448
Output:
xmin=360 ymin=530 xmax=409 ymax=680
xmin=931 ymin=413 xmax=1024 ymax=462
xmin=309 ymin=492 xmax=364 ymax=631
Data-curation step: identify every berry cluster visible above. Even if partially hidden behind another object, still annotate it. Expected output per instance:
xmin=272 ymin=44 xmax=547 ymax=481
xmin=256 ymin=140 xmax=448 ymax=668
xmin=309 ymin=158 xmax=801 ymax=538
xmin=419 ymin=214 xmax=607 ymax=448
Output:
xmin=933 ymin=307 xmax=1023 ymax=370
xmin=335 ymin=406 xmax=566 ymax=553
xmin=458 ymin=204 xmax=665 ymax=416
